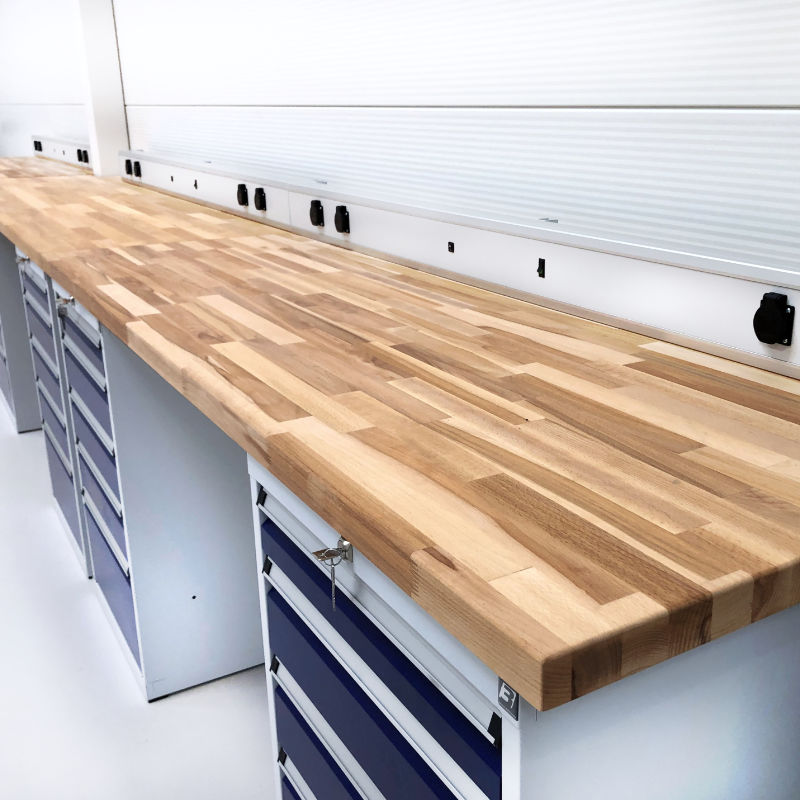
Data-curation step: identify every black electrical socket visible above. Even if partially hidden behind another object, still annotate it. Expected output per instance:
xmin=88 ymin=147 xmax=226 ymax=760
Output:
xmin=236 ymin=183 xmax=249 ymax=207
xmin=309 ymin=199 xmax=324 ymax=227
xmin=77 ymin=148 xmax=83 ymax=163
xmin=124 ymin=159 xmax=132 ymax=175
xmin=537 ymin=258 xmax=546 ymax=278
xmin=254 ymin=187 xmax=267 ymax=211
xmin=334 ymin=205 xmax=350 ymax=233
xmin=753 ymin=292 xmax=794 ymax=346
xmin=133 ymin=161 xmax=141 ymax=178
xmin=448 ymin=241 xmax=455 ymax=253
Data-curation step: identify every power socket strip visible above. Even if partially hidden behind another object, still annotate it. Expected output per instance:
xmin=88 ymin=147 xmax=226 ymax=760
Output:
xmin=32 ymin=136 xmax=91 ymax=168
xmin=119 ymin=150 xmax=799 ymax=377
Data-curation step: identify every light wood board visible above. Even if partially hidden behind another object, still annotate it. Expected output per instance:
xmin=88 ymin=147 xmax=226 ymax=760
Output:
xmin=1 ymin=161 xmax=798 ymax=710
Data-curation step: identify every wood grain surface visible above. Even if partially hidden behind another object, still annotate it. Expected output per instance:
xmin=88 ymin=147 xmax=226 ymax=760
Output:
xmin=0 ymin=157 xmax=88 ymax=180
xmin=1 ymin=163 xmax=798 ymax=710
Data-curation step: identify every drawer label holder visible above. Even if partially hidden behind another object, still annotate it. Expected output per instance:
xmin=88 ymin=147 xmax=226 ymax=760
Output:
xmin=497 ymin=679 xmax=519 ymax=720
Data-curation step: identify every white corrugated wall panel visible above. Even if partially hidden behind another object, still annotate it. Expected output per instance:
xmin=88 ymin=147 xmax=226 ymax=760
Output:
xmin=0 ymin=0 xmax=88 ymax=155
xmin=113 ymin=0 xmax=800 ymax=106
xmin=126 ymin=106 xmax=800 ymax=273
xmin=114 ymin=0 xmax=800 ymax=275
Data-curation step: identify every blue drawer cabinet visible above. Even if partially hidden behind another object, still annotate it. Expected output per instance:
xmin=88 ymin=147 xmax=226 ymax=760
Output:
xmin=18 ymin=273 xmax=262 ymax=705
xmin=59 ymin=303 xmax=137 ymax=669
xmin=262 ymin=519 xmax=502 ymax=800
xmin=252 ymin=464 xmax=506 ymax=800
xmin=274 ymin=686 xmax=362 ymax=800
xmin=18 ymin=264 xmax=90 ymax=571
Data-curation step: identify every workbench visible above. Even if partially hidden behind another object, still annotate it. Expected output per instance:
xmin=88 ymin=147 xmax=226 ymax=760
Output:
xmin=1 ymin=160 xmax=798 ymax=799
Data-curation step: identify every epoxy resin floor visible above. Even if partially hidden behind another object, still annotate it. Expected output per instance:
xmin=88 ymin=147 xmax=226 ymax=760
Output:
xmin=0 ymin=408 xmax=272 ymax=799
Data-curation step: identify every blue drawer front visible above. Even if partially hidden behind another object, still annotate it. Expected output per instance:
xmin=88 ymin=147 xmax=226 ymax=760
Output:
xmin=0 ymin=354 xmax=12 ymax=410
xmin=78 ymin=453 xmax=126 ymax=559
xmin=64 ymin=348 xmax=111 ymax=436
xmin=22 ymin=271 xmax=49 ymax=307
xmin=269 ymin=592 xmax=457 ymax=800
xmin=262 ymin=520 xmax=501 ymax=800
xmin=40 ymin=398 xmax=68 ymax=458
xmin=281 ymin=778 xmax=303 ymax=800
xmin=31 ymin=348 xmax=63 ymax=416
xmin=85 ymin=504 xmax=140 ymax=666
xmin=24 ymin=301 xmax=56 ymax=363
xmin=44 ymin=434 xmax=81 ymax=547
xmin=72 ymin=402 xmax=120 ymax=500
xmin=274 ymin=686 xmax=362 ymax=800
xmin=63 ymin=316 xmax=104 ymax=376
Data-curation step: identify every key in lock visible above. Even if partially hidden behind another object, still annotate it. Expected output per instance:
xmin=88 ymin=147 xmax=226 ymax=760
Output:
xmin=312 ymin=538 xmax=353 ymax=611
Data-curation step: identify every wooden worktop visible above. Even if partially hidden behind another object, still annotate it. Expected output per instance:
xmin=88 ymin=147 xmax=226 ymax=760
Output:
xmin=0 ymin=157 xmax=88 ymax=180
xmin=1 ymin=164 xmax=799 ymax=710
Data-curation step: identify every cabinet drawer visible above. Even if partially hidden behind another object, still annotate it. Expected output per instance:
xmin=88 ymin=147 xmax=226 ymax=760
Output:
xmin=24 ymin=300 xmax=56 ymax=363
xmin=274 ymin=686 xmax=362 ymax=800
xmin=63 ymin=314 xmax=104 ymax=376
xmin=64 ymin=347 xmax=112 ymax=436
xmin=85 ymin=500 xmax=140 ymax=666
xmin=78 ymin=451 xmax=126 ymax=559
xmin=262 ymin=520 xmax=501 ymax=799
xmin=72 ymin=400 xmax=120 ymax=501
xmin=43 ymin=429 xmax=81 ymax=546
xmin=269 ymin=591 xmax=458 ymax=800
xmin=31 ymin=346 xmax=63 ymax=415
xmin=37 ymin=380 xmax=65 ymax=426
xmin=40 ymin=393 xmax=69 ymax=457
xmin=22 ymin=270 xmax=49 ymax=307
xmin=281 ymin=778 xmax=303 ymax=800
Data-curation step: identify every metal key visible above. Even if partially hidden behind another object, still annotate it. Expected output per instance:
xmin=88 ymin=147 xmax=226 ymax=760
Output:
xmin=313 ymin=539 xmax=353 ymax=611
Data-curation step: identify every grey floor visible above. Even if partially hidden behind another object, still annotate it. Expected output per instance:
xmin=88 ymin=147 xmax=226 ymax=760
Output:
xmin=0 ymin=405 xmax=272 ymax=799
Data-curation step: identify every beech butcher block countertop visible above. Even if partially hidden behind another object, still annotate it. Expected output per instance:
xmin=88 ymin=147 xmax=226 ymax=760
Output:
xmin=0 ymin=157 xmax=88 ymax=180
xmin=1 ymin=162 xmax=799 ymax=711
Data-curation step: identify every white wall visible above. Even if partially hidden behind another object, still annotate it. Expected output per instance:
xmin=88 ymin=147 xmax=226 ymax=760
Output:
xmin=0 ymin=0 xmax=89 ymax=155
xmin=113 ymin=0 xmax=800 ymax=277
xmin=113 ymin=0 xmax=800 ymax=107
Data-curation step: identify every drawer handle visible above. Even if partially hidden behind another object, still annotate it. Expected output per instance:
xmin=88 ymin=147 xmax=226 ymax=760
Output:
xmin=312 ymin=538 xmax=352 ymax=612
